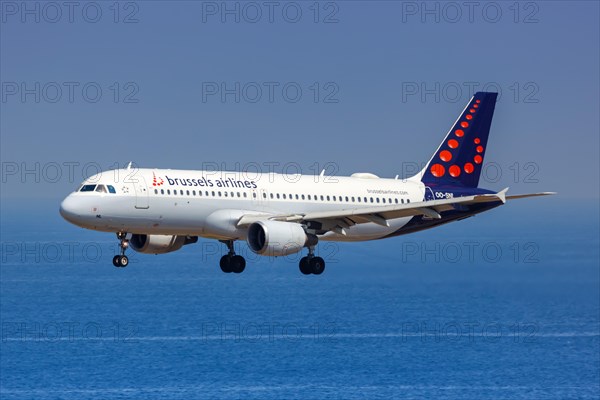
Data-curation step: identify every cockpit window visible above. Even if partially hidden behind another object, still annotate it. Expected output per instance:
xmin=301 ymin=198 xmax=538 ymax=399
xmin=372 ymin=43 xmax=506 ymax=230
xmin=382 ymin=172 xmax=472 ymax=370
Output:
xmin=80 ymin=184 xmax=96 ymax=192
xmin=107 ymin=185 xmax=116 ymax=194
xmin=95 ymin=185 xmax=107 ymax=193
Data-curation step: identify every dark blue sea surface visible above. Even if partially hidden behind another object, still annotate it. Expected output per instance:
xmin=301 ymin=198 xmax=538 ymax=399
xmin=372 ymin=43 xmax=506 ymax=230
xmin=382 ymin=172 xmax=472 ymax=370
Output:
xmin=1 ymin=198 xmax=598 ymax=399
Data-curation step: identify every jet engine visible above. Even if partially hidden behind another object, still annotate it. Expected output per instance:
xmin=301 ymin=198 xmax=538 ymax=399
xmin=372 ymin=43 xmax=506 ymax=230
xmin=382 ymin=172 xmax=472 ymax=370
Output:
xmin=247 ymin=220 xmax=317 ymax=256
xmin=129 ymin=234 xmax=198 ymax=254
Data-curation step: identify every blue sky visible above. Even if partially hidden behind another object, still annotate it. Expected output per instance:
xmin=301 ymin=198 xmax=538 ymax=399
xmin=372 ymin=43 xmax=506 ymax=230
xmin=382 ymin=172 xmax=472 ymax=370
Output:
xmin=1 ymin=1 xmax=599 ymax=202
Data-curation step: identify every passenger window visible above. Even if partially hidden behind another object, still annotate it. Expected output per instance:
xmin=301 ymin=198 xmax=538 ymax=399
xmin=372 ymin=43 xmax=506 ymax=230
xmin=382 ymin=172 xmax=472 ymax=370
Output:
xmin=192 ymin=190 xmax=196 ymax=196
xmin=364 ymin=197 xmax=367 ymax=203
xmin=230 ymin=192 xmax=234 ymax=197
xmin=161 ymin=189 xmax=165 ymax=195
xmin=270 ymin=193 xmax=273 ymax=199
xmin=80 ymin=184 xmax=96 ymax=192
xmin=277 ymin=193 xmax=280 ymax=199
xmin=352 ymin=197 xmax=355 ymax=202
xmin=167 ymin=190 xmax=171 ymax=195
xmin=301 ymin=194 xmax=305 ymax=200
xmin=407 ymin=199 xmax=411 ymax=203
xmin=107 ymin=185 xmax=116 ymax=194
xmin=180 ymin=190 xmax=184 ymax=195
xmin=243 ymin=192 xmax=247 ymax=198
xmin=295 ymin=194 xmax=299 ymax=200
xmin=186 ymin=190 xmax=190 ymax=196
xmin=326 ymin=196 xmax=330 ymax=201
xmin=345 ymin=196 xmax=349 ymax=202
xmin=332 ymin=196 xmax=336 ymax=201
xmin=320 ymin=195 xmax=324 ymax=201
xmin=395 ymin=198 xmax=398 ymax=204
xmin=307 ymin=195 xmax=311 ymax=200
xmin=237 ymin=192 xmax=241 ymax=197
xmin=263 ymin=193 xmax=267 ymax=199
xmin=253 ymin=193 xmax=257 ymax=198
xmin=357 ymin=197 xmax=361 ymax=203
xmin=154 ymin=189 xmax=158 ymax=194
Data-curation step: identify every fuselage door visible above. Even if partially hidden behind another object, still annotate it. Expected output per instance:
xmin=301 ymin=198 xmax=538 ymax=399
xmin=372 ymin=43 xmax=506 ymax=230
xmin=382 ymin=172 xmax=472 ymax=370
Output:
xmin=134 ymin=176 xmax=149 ymax=209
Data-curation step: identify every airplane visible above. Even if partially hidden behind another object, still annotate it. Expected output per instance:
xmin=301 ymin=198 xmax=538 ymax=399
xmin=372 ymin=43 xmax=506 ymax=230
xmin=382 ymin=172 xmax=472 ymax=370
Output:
xmin=59 ymin=92 xmax=554 ymax=275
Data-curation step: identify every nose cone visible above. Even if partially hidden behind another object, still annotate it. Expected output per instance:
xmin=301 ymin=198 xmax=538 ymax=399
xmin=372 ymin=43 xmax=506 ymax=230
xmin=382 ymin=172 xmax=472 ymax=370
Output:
xmin=59 ymin=195 xmax=82 ymax=225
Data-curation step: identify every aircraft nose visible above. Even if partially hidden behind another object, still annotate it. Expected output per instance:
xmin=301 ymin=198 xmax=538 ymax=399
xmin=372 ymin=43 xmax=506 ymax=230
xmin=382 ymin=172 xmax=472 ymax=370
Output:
xmin=59 ymin=195 xmax=81 ymax=223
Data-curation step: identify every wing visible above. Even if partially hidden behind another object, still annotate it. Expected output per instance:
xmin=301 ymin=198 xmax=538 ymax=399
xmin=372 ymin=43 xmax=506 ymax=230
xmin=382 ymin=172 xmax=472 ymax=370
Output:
xmin=236 ymin=188 xmax=538 ymax=235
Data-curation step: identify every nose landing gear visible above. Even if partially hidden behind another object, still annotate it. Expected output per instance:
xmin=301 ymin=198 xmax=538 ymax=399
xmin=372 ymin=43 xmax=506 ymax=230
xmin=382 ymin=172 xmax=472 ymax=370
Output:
xmin=112 ymin=232 xmax=129 ymax=267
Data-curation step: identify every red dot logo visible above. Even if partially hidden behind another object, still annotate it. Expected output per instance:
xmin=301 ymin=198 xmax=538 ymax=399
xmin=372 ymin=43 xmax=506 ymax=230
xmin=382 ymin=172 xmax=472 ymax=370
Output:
xmin=476 ymin=145 xmax=484 ymax=153
xmin=430 ymin=164 xmax=445 ymax=177
xmin=460 ymin=121 xmax=469 ymax=128
xmin=466 ymin=114 xmax=473 ymax=120
xmin=474 ymin=155 xmax=483 ymax=164
xmin=152 ymin=173 xmax=164 ymax=187
xmin=449 ymin=165 xmax=461 ymax=177
xmin=476 ymin=100 xmax=481 ymax=104
xmin=464 ymin=163 xmax=474 ymax=174
xmin=439 ymin=150 xmax=452 ymax=162
xmin=474 ymin=138 xmax=481 ymax=144
xmin=455 ymin=129 xmax=464 ymax=137
xmin=473 ymin=104 xmax=479 ymax=109
xmin=469 ymin=108 xmax=476 ymax=113
xmin=448 ymin=139 xmax=458 ymax=149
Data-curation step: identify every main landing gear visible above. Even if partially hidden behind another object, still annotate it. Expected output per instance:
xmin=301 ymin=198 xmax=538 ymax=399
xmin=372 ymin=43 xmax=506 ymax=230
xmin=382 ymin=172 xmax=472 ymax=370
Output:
xmin=219 ymin=240 xmax=246 ymax=274
xmin=299 ymin=246 xmax=325 ymax=275
xmin=112 ymin=232 xmax=129 ymax=268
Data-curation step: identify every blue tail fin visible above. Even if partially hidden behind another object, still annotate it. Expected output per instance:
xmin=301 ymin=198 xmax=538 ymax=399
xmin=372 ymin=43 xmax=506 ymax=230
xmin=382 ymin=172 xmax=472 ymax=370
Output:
xmin=418 ymin=92 xmax=497 ymax=188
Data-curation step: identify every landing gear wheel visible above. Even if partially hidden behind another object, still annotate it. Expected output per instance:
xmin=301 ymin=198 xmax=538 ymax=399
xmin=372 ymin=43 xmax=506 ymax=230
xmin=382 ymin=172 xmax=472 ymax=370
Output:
xmin=299 ymin=257 xmax=312 ymax=275
xmin=220 ymin=255 xmax=232 ymax=273
xmin=309 ymin=257 xmax=325 ymax=275
xmin=230 ymin=255 xmax=246 ymax=274
xmin=113 ymin=232 xmax=129 ymax=267
xmin=219 ymin=240 xmax=246 ymax=274
xmin=118 ymin=255 xmax=129 ymax=267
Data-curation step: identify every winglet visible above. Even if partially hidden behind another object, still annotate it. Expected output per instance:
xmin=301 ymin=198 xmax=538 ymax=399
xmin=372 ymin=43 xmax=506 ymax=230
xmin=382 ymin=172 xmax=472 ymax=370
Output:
xmin=497 ymin=187 xmax=508 ymax=204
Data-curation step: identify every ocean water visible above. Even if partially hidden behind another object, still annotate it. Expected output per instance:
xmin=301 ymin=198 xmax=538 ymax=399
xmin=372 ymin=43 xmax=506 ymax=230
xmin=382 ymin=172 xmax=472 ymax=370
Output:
xmin=1 ymin=198 xmax=598 ymax=399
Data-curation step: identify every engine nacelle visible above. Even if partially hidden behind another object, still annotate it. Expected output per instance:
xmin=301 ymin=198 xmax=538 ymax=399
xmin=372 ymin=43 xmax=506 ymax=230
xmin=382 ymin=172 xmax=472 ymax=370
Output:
xmin=129 ymin=234 xmax=198 ymax=254
xmin=247 ymin=220 xmax=316 ymax=256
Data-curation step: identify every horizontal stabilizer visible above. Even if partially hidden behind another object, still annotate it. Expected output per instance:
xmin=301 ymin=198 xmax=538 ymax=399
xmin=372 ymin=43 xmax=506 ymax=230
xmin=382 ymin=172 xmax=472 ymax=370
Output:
xmin=506 ymin=192 xmax=557 ymax=200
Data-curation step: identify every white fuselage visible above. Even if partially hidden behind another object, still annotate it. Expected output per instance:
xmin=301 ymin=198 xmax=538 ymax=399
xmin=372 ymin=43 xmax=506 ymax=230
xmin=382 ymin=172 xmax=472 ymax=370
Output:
xmin=60 ymin=168 xmax=426 ymax=242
